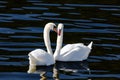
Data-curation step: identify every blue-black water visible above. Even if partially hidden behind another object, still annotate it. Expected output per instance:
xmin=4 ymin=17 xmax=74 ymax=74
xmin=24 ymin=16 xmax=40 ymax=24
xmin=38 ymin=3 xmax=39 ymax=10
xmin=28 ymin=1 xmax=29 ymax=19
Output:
xmin=0 ymin=0 xmax=120 ymax=80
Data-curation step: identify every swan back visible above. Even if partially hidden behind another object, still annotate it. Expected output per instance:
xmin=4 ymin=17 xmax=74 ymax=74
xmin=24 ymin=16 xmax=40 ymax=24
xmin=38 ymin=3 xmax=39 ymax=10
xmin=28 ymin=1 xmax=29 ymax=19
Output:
xmin=58 ymin=43 xmax=91 ymax=61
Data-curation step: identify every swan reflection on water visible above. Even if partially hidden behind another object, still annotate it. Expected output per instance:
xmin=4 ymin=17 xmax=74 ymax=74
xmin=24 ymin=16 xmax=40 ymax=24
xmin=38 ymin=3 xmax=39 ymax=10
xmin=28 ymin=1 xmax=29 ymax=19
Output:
xmin=27 ymin=61 xmax=91 ymax=80
xmin=27 ymin=64 xmax=54 ymax=80
xmin=55 ymin=61 xmax=91 ymax=74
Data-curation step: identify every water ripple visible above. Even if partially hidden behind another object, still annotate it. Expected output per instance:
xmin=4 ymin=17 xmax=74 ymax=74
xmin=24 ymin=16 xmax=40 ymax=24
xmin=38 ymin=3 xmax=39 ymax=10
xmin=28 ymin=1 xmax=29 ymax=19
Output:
xmin=0 ymin=6 xmax=5 ymax=8
xmin=90 ymin=55 xmax=119 ymax=61
xmin=112 ymin=13 xmax=120 ymax=16
xmin=27 ymin=0 xmax=42 ymax=3
xmin=42 ymin=12 xmax=60 ymax=16
xmin=75 ymin=22 xmax=119 ymax=27
xmin=0 ymin=28 xmax=16 ymax=34
xmin=18 ymin=27 xmax=43 ymax=33
xmin=22 ymin=6 xmax=49 ymax=10
xmin=0 ymin=47 xmax=35 ymax=51
xmin=0 ymin=26 xmax=44 ymax=34
xmin=0 ymin=61 xmax=26 ymax=66
xmin=0 ymin=14 xmax=42 ymax=21
xmin=101 ymin=44 xmax=120 ymax=48
xmin=65 ymin=4 xmax=120 ymax=8
xmin=58 ymin=7 xmax=75 ymax=10
xmin=0 ymin=42 xmax=43 ymax=47
xmin=100 ymin=8 xmax=120 ymax=11
xmin=0 ymin=1 xmax=7 ymax=4
xmin=10 ymin=35 xmax=40 ymax=39
xmin=33 ymin=3 xmax=61 ymax=7
xmin=64 ymin=28 xmax=118 ymax=33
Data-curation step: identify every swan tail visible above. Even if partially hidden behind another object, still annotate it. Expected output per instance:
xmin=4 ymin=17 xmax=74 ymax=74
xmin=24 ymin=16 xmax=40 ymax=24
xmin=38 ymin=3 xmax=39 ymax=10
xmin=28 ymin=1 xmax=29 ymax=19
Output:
xmin=87 ymin=41 xmax=93 ymax=49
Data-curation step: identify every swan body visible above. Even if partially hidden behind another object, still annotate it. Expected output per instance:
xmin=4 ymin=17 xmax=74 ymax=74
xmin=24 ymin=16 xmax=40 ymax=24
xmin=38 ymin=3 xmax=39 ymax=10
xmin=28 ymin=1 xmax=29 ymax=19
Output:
xmin=28 ymin=49 xmax=54 ymax=66
xmin=54 ymin=23 xmax=93 ymax=61
xmin=57 ymin=42 xmax=93 ymax=61
xmin=28 ymin=23 xmax=56 ymax=66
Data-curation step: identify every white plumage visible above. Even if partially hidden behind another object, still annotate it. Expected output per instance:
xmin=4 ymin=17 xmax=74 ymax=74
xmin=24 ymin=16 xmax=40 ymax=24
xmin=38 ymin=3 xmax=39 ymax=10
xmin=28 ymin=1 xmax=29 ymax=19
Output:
xmin=28 ymin=22 xmax=93 ymax=66
xmin=54 ymin=23 xmax=93 ymax=61
xmin=29 ymin=49 xmax=54 ymax=66
xmin=57 ymin=42 xmax=93 ymax=61
xmin=28 ymin=23 xmax=56 ymax=66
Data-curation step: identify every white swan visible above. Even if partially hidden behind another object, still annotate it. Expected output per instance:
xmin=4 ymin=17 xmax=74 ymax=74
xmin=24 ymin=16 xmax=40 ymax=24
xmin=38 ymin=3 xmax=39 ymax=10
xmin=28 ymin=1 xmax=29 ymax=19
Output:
xmin=54 ymin=23 xmax=93 ymax=61
xmin=28 ymin=23 xmax=57 ymax=66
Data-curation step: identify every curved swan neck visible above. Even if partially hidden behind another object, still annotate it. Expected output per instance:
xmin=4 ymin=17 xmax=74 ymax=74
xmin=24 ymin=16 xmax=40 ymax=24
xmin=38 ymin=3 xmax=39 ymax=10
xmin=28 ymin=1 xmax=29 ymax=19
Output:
xmin=54 ymin=24 xmax=63 ymax=59
xmin=43 ymin=24 xmax=53 ymax=55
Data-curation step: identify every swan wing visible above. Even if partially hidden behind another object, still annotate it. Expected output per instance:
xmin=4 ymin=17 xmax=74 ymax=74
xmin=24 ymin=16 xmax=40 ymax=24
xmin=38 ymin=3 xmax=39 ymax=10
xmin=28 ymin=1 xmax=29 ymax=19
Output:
xmin=60 ymin=46 xmax=91 ymax=61
xmin=60 ymin=44 xmax=73 ymax=55
xmin=28 ymin=49 xmax=54 ymax=66
xmin=60 ymin=43 xmax=84 ymax=55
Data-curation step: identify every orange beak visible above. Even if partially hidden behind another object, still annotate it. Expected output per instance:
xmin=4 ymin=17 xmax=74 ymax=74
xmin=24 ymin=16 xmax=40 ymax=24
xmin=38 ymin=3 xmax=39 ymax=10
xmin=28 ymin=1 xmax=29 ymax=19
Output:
xmin=53 ymin=28 xmax=61 ymax=36
xmin=58 ymin=29 xmax=61 ymax=36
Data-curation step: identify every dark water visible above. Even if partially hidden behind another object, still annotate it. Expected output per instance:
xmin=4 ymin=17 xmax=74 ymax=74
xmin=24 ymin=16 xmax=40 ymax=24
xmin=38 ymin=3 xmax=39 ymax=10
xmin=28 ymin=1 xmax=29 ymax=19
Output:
xmin=0 ymin=0 xmax=120 ymax=80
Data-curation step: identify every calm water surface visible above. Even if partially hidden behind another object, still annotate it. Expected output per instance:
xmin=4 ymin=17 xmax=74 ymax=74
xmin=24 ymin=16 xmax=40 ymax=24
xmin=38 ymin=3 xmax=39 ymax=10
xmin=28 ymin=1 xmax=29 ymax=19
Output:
xmin=0 ymin=0 xmax=120 ymax=80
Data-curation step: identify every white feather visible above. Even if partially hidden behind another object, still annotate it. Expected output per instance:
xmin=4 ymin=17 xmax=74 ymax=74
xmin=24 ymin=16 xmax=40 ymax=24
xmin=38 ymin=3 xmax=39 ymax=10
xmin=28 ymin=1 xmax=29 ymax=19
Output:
xmin=28 ymin=23 xmax=55 ymax=66
xmin=54 ymin=23 xmax=93 ymax=61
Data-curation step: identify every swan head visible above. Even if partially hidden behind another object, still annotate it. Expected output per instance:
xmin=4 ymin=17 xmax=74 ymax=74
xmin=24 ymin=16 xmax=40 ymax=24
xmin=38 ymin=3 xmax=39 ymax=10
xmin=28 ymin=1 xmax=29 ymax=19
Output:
xmin=45 ymin=22 xmax=57 ymax=31
xmin=57 ymin=23 xmax=64 ymax=36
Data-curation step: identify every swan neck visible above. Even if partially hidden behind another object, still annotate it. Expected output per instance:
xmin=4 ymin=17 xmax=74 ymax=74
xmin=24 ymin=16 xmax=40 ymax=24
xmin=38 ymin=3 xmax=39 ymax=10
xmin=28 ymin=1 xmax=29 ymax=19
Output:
xmin=54 ymin=30 xmax=63 ymax=59
xmin=44 ymin=26 xmax=53 ymax=55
